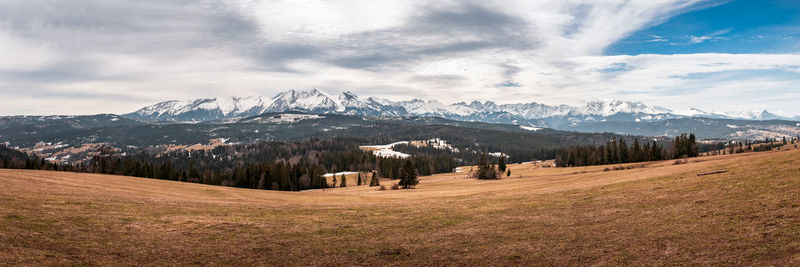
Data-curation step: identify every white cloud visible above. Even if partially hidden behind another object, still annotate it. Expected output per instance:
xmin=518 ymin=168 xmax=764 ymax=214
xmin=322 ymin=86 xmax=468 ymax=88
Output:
xmin=0 ymin=0 xmax=798 ymax=116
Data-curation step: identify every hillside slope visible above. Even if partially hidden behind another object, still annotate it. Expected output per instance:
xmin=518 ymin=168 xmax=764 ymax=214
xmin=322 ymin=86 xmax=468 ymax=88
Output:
xmin=1 ymin=148 xmax=799 ymax=265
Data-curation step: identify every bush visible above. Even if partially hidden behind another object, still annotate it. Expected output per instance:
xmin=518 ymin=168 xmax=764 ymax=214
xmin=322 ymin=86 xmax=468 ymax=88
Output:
xmin=391 ymin=183 xmax=400 ymax=190
xmin=473 ymin=153 xmax=501 ymax=180
xmin=673 ymin=158 xmax=688 ymax=165
xmin=603 ymin=167 xmax=611 ymax=172
xmin=378 ymin=185 xmax=386 ymax=191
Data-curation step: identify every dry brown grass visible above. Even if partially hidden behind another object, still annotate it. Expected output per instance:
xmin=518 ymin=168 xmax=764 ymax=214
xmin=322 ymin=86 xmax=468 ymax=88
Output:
xmin=1 ymin=149 xmax=800 ymax=265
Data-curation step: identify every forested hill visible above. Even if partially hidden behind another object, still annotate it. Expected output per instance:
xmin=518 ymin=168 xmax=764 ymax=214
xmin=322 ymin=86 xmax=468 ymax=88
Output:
xmin=0 ymin=112 xmax=654 ymax=165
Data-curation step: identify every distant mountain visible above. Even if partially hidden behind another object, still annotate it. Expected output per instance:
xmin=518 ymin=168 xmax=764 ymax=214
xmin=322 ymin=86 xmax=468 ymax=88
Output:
xmin=678 ymin=108 xmax=792 ymax=121
xmin=127 ymin=96 xmax=274 ymax=122
xmin=126 ymin=89 xmax=734 ymax=128
xmin=723 ymin=110 xmax=787 ymax=121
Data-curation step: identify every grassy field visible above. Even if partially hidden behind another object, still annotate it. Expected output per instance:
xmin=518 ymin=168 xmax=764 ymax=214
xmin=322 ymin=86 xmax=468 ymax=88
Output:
xmin=2 ymin=148 xmax=800 ymax=265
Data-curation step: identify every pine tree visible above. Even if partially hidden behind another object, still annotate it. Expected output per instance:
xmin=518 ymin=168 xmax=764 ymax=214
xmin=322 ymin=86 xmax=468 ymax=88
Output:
xmin=398 ymin=159 xmax=419 ymax=189
xmin=369 ymin=170 xmax=380 ymax=186
xmin=632 ymin=139 xmax=642 ymax=162
xmin=618 ymin=139 xmax=629 ymax=163
xmin=611 ymin=139 xmax=619 ymax=164
xmin=506 ymin=169 xmax=511 ymax=177
xmin=340 ymin=174 xmax=347 ymax=187
xmin=652 ymin=140 xmax=661 ymax=161
xmin=498 ymin=156 xmax=507 ymax=172
xmin=331 ymin=175 xmax=337 ymax=188
xmin=357 ymin=172 xmax=362 ymax=186
xmin=606 ymin=141 xmax=614 ymax=164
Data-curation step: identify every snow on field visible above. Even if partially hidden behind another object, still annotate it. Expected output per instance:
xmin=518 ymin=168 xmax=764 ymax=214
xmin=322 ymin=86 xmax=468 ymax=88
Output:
xmin=372 ymin=149 xmax=411 ymax=158
xmin=455 ymin=167 xmax=469 ymax=173
xmin=426 ymin=138 xmax=457 ymax=151
xmin=323 ymin=171 xmax=361 ymax=177
xmin=360 ymin=141 xmax=411 ymax=158
xmin=520 ymin=126 xmax=542 ymax=131
xmin=361 ymin=138 xmax=463 ymax=158
xmin=250 ymin=114 xmax=323 ymax=124
xmin=489 ymin=152 xmax=508 ymax=158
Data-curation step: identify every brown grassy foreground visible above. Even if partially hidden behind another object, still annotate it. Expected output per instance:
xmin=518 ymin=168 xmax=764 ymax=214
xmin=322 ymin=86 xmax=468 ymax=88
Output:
xmin=2 ymin=149 xmax=800 ymax=265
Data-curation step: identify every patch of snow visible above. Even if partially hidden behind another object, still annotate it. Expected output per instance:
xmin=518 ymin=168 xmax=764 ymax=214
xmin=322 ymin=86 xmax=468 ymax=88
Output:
xmin=489 ymin=152 xmax=508 ymax=158
xmin=323 ymin=171 xmax=360 ymax=177
xmin=361 ymin=141 xmax=411 ymax=158
xmin=520 ymin=126 xmax=542 ymax=131
xmin=250 ymin=113 xmax=323 ymax=124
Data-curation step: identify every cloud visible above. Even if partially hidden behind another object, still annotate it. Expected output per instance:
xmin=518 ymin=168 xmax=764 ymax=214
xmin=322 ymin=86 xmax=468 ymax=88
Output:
xmin=688 ymin=28 xmax=732 ymax=43
xmin=647 ymin=34 xmax=669 ymax=42
xmin=0 ymin=0 xmax=799 ymax=116
xmin=494 ymin=81 xmax=522 ymax=88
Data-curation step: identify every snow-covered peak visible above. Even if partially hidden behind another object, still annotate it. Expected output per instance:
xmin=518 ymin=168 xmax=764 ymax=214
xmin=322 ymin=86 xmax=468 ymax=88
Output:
xmin=724 ymin=110 xmax=786 ymax=120
xmin=124 ymin=89 xmax=791 ymax=124
xmin=366 ymin=97 xmax=395 ymax=106
xmin=398 ymin=99 xmax=474 ymax=116
xmin=574 ymin=100 xmax=672 ymax=116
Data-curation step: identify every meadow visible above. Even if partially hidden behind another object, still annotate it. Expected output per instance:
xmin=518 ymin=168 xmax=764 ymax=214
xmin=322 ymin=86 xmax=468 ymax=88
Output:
xmin=2 ymin=147 xmax=799 ymax=265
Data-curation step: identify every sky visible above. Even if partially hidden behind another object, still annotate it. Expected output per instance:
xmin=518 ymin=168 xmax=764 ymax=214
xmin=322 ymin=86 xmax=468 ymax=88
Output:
xmin=0 ymin=0 xmax=799 ymax=116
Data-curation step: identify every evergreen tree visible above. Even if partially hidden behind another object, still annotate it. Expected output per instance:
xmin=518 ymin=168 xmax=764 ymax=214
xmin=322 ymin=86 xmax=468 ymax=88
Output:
xmin=331 ymin=175 xmax=337 ymax=188
xmin=369 ymin=170 xmax=380 ymax=187
xmin=506 ymin=169 xmax=511 ymax=177
xmin=618 ymin=139 xmax=629 ymax=163
xmin=651 ymin=140 xmax=662 ymax=161
xmin=398 ymin=159 xmax=419 ymax=189
xmin=498 ymin=156 xmax=507 ymax=172
xmin=611 ymin=139 xmax=619 ymax=164
xmin=357 ymin=172 xmax=362 ymax=186
xmin=632 ymin=139 xmax=642 ymax=162
xmin=340 ymin=173 xmax=347 ymax=187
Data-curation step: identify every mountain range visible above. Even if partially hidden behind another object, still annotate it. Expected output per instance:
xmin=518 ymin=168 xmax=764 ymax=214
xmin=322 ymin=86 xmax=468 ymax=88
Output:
xmin=124 ymin=89 xmax=798 ymax=128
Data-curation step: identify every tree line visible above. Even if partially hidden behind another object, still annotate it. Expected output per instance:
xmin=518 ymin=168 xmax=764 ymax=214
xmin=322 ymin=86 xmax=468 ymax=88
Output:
xmin=555 ymin=138 xmax=667 ymax=167
xmin=0 ymin=138 xmax=453 ymax=191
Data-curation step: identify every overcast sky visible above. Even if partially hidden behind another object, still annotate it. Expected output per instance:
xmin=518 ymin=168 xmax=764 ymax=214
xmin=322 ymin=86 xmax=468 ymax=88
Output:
xmin=1 ymin=0 xmax=799 ymax=116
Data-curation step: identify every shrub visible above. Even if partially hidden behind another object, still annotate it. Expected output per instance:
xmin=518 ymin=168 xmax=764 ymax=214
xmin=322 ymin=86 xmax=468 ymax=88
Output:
xmin=391 ymin=183 xmax=400 ymax=190
xmin=378 ymin=185 xmax=386 ymax=191
xmin=474 ymin=154 xmax=501 ymax=180
xmin=603 ymin=167 xmax=611 ymax=172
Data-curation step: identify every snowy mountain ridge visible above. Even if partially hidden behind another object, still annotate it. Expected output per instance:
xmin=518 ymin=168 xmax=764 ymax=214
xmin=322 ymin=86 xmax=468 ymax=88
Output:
xmin=124 ymin=89 xmax=797 ymax=126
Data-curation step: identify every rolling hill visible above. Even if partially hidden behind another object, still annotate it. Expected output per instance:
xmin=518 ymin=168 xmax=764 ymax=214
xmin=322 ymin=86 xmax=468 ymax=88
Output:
xmin=2 ymin=145 xmax=799 ymax=265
